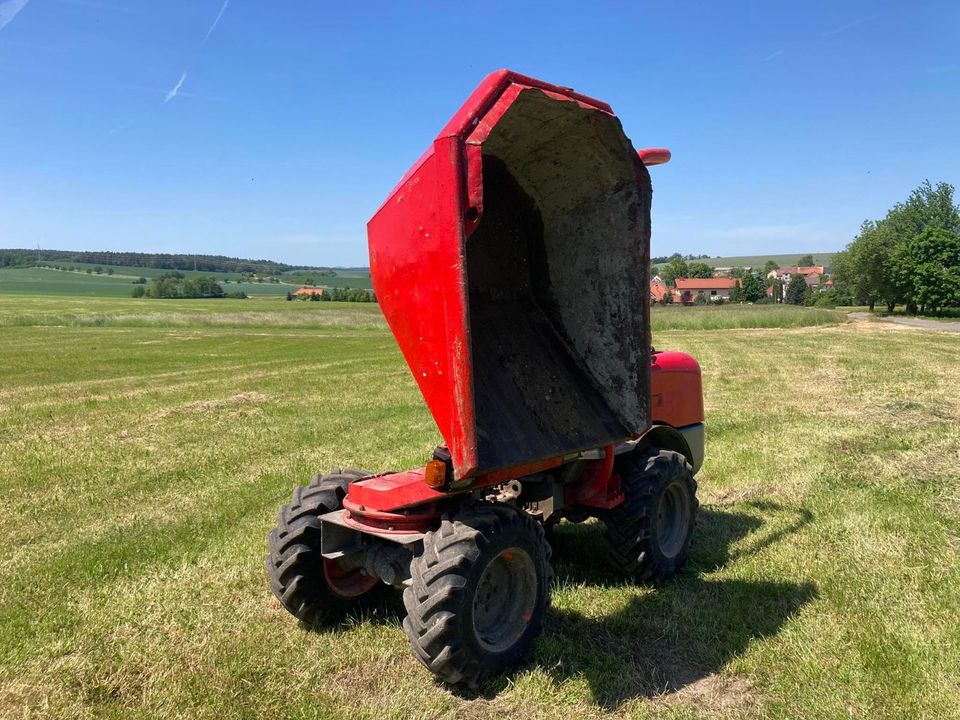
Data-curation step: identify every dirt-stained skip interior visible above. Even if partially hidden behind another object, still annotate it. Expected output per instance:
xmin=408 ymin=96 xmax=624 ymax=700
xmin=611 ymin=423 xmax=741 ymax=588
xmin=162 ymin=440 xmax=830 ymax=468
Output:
xmin=467 ymin=88 xmax=652 ymax=472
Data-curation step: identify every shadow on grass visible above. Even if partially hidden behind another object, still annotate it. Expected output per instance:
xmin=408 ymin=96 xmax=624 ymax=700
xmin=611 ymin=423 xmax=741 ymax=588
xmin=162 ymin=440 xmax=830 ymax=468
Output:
xmin=479 ymin=502 xmax=817 ymax=707
xmin=310 ymin=502 xmax=816 ymax=710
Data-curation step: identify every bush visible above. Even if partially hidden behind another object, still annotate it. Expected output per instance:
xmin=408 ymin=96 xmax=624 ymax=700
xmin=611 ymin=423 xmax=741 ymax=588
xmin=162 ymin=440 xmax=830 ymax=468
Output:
xmin=326 ymin=287 xmax=376 ymax=302
xmin=131 ymin=285 xmax=145 ymax=298
xmin=146 ymin=272 xmax=225 ymax=299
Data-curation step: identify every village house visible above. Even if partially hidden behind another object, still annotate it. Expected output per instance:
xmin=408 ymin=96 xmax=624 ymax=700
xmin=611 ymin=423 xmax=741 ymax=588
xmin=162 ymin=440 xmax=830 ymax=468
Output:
xmin=673 ymin=277 xmax=740 ymax=303
xmin=650 ymin=274 xmax=669 ymax=303
xmin=768 ymin=265 xmax=825 ymax=288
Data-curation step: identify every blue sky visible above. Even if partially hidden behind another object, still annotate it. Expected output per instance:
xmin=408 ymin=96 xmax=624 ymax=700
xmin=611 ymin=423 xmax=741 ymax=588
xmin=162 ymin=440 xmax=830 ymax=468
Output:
xmin=1 ymin=1 xmax=957 ymax=266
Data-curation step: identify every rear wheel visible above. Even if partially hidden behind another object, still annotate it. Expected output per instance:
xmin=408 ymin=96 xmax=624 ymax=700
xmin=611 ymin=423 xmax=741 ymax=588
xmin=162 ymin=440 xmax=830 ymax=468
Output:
xmin=604 ymin=448 xmax=698 ymax=581
xmin=402 ymin=504 xmax=553 ymax=687
xmin=266 ymin=468 xmax=381 ymax=626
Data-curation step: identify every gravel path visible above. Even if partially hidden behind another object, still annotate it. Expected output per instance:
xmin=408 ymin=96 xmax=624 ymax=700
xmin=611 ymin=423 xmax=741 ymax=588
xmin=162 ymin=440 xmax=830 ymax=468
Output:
xmin=847 ymin=311 xmax=960 ymax=332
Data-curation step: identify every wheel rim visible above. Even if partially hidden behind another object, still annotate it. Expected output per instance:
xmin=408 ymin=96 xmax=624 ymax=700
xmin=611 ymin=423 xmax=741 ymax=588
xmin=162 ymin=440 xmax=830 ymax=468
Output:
xmin=471 ymin=547 xmax=537 ymax=653
xmin=322 ymin=558 xmax=378 ymax=599
xmin=657 ymin=480 xmax=691 ymax=558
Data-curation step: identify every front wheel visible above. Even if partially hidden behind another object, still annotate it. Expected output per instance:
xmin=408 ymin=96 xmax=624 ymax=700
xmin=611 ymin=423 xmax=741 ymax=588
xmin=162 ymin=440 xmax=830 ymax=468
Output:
xmin=604 ymin=448 xmax=698 ymax=581
xmin=266 ymin=469 xmax=381 ymax=626
xmin=402 ymin=504 xmax=553 ymax=687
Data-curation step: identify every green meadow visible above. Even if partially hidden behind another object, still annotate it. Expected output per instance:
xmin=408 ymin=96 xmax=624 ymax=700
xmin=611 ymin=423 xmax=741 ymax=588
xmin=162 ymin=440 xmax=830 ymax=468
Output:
xmin=0 ymin=295 xmax=957 ymax=719
xmin=0 ymin=264 xmax=373 ymax=299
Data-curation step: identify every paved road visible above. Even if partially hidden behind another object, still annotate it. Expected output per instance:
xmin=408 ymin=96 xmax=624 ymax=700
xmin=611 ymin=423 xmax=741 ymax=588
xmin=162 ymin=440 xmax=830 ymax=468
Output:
xmin=848 ymin=311 xmax=960 ymax=332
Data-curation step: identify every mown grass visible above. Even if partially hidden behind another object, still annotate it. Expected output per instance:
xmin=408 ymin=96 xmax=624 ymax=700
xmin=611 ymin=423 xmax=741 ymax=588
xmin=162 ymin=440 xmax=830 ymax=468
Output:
xmin=0 ymin=294 xmax=385 ymax=329
xmin=0 ymin=294 xmax=840 ymax=333
xmin=0 ymin=299 xmax=957 ymax=719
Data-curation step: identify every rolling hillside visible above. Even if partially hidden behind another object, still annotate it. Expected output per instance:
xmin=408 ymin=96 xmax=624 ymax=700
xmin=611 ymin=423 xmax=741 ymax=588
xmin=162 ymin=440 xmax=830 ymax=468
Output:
xmin=653 ymin=252 xmax=837 ymax=270
xmin=0 ymin=264 xmax=372 ymax=297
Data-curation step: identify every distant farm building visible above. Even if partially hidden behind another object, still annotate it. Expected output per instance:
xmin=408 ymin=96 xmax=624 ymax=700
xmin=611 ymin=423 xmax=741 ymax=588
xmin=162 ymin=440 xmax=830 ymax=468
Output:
xmin=712 ymin=266 xmax=751 ymax=278
xmin=293 ymin=287 xmax=325 ymax=298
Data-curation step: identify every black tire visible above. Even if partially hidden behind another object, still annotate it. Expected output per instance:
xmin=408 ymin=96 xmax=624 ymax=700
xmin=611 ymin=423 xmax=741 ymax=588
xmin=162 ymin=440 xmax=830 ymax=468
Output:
xmin=402 ymin=504 xmax=553 ymax=687
xmin=604 ymin=448 xmax=698 ymax=581
xmin=266 ymin=468 xmax=381 ymax=626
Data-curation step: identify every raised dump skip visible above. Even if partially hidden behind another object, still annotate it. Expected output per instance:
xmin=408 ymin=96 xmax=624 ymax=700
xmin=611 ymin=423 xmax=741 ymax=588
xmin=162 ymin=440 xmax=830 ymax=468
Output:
xmin=467 ymin=89 xmax=651 ymax=471
xmin=367 ymin=71 xmax=652 ymax=480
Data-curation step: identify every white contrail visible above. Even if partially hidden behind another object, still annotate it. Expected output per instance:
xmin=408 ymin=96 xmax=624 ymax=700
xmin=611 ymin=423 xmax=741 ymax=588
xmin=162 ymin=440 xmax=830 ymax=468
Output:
xmin=0 ymin=0 xmax=30 ymax=32
xmin=763 ymin=48 xmax=784 ymax=62
xmin=202 ymin=0 xmax=229 ymax=44
xmin=823 ymin=14 xmax=879 ymax=37
xmin=164 ymin=71 xmax=187 ymax=103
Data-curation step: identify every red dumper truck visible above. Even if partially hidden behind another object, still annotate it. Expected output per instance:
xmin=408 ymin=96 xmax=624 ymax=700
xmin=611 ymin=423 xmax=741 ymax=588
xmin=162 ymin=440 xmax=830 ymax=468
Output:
xmin=266 ymin=70 xmax=704 ymax=687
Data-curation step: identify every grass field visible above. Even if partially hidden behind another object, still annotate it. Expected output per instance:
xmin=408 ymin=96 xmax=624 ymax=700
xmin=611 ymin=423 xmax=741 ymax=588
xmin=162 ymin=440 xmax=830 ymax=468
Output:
xmin=1 ymin=298 xmax=957 ymax=719
xmin=0 ymin=294 xmax=839 ymax=332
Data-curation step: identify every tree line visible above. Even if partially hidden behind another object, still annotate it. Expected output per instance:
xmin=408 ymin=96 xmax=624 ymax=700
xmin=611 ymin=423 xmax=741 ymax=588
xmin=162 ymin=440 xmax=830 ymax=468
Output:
xmin=0 ymin=248 xmax=341 ymax=277
xmin=832 ymin=181 xmax=960 ymax=314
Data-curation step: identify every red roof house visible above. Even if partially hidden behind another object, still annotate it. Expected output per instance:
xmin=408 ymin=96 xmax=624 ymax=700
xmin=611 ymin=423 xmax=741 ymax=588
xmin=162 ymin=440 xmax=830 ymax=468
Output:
xmin=673 ymin=277 xmax=739 ymax=303
xmin=293 ymin=287 xmax=325 ymax=298
xmin=650 ymin=275 xmax=669 ymax=303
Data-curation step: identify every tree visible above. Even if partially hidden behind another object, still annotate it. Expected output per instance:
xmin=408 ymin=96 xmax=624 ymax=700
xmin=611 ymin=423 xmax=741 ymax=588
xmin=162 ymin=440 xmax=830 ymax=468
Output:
xmin=660 ymin=255 xmax=688 ymax=286
xmin=729 ymin=272 xmax=765 ymax=303
xmin=769 ymin=277 xmax=783 ymax=303
xmin=286 ymin=291 xmax=293 ymax=301
xmin=106 ymin=268 xmax=114 ymax=275
xmin=131 ymin=285 xmax=145 ymax=298
xmin=797 ymin=255 xmax=815 ymax=267
xmin=834 ymin=181 xmax=960 ymax=312
xmin=833 ymin=220 xmax=899 ymax=311
xmin=740 ymin=272 xmax=766 ymax=302
xmin=785 ymin=274 xmax=807 ymax=304
xmin=94 ymin=266 xmax=103 ymax=274
xmin=763 ymin=260 xmax=780 ymax=276
xmin=687 ymin=262 xmax=714 ymax=278
xmin=892 ymin=227 xmax=960 ymax=315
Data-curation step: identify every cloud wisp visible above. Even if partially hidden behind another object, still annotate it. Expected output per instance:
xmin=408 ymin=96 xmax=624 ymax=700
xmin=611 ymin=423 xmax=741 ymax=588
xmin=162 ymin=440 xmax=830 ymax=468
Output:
xmin=0 ymin=0 xmax=29 ymax=32
xmin=823 ymin=13 xmax=879 ymax=37
xmin=763 ymin=48 xmax=785 ymax=62
xmin=202 ymin=0 xmax=229 ymax=44
xmin=164 ymin=71 xmax=187 ymax=103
